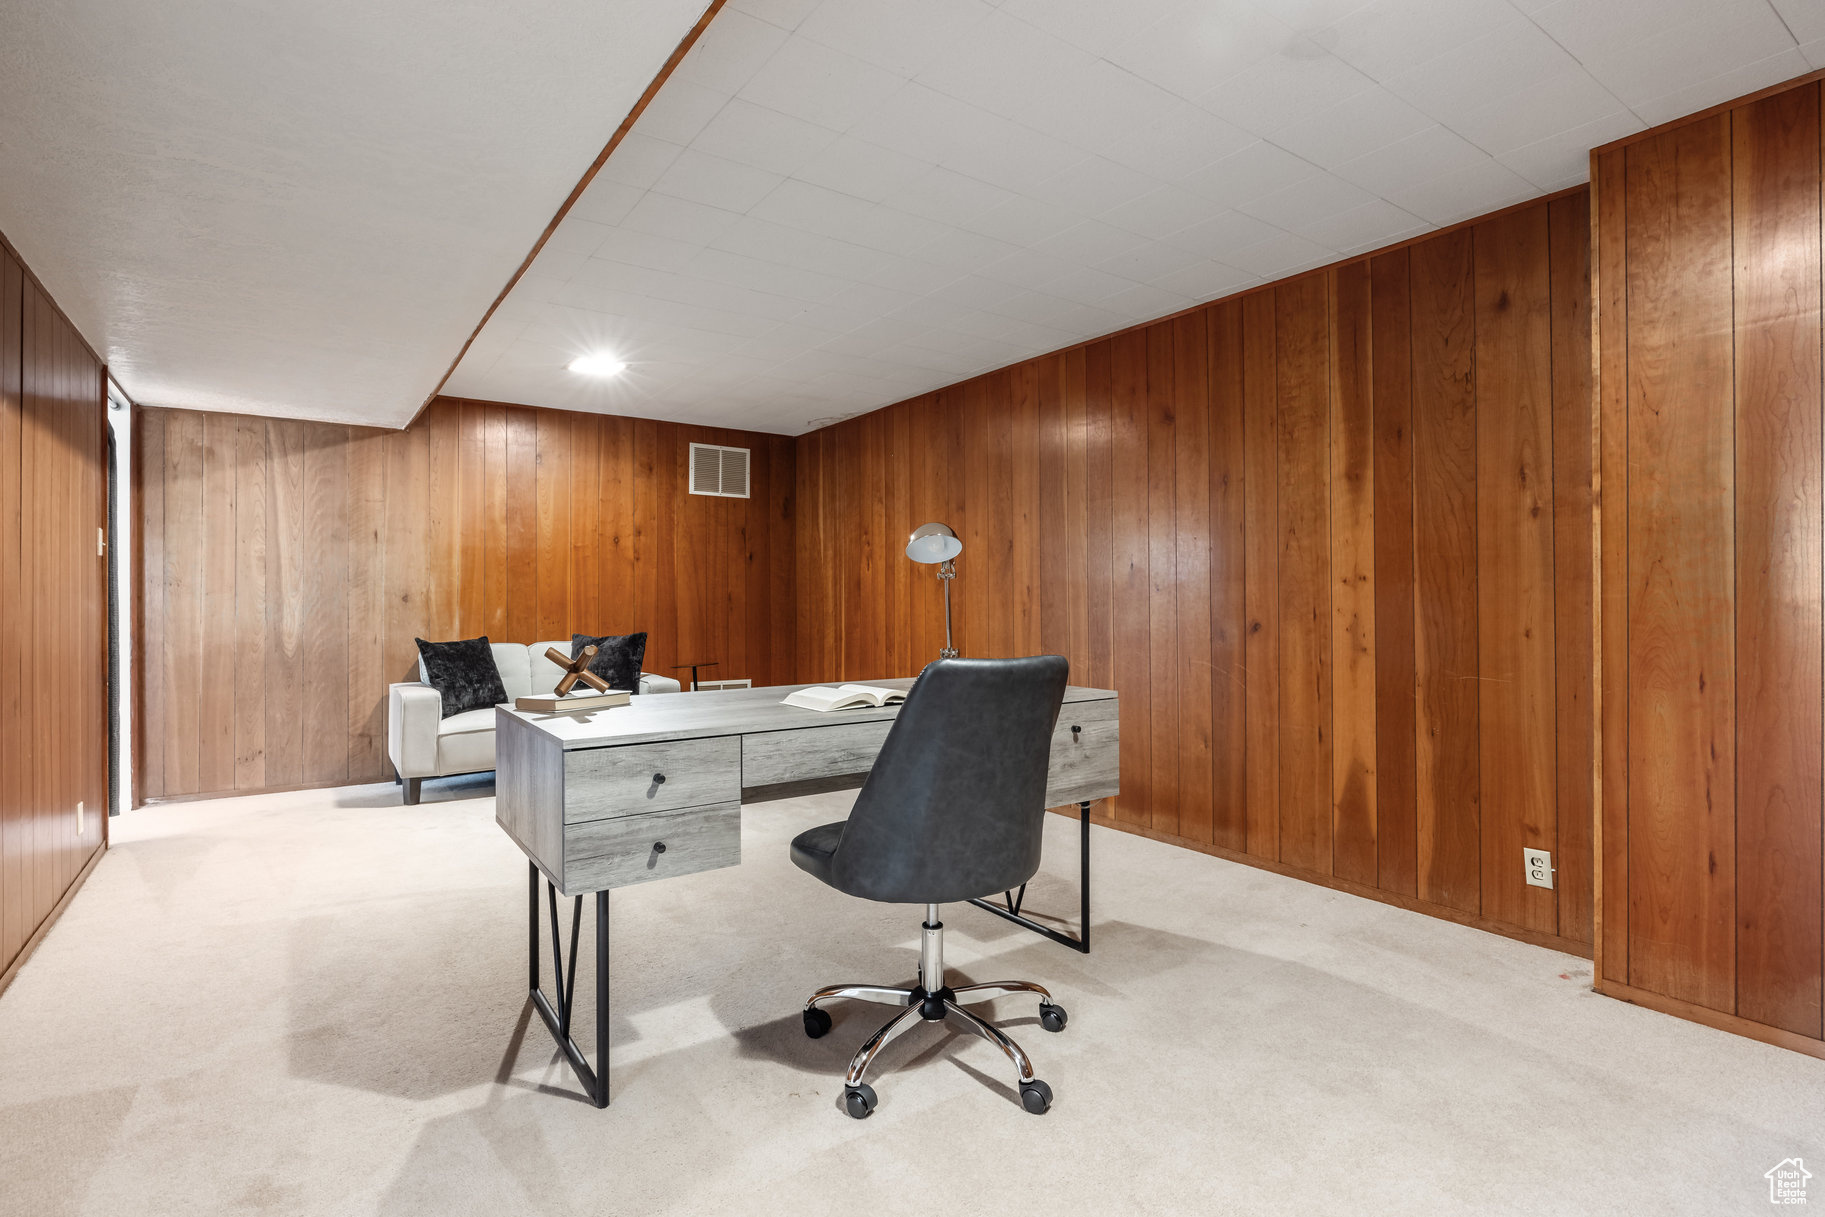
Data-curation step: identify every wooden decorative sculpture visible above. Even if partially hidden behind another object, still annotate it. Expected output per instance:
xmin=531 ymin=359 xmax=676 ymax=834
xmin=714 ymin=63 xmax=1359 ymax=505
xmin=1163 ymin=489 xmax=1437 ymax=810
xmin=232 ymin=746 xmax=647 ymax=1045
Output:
xmin=545 ymin=645 xmax=612 ymax=696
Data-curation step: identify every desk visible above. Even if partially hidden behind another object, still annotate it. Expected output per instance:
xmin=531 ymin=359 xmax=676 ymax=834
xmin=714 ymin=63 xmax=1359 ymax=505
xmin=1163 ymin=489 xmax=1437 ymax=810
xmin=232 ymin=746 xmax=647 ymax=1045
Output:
xmin=494 ymin=677 xmax=1120 ymax=1106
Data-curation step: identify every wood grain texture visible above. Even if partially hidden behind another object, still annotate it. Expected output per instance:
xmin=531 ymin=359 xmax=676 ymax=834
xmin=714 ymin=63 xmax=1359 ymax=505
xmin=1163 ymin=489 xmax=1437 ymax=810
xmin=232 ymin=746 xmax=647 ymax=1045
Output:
xmin=0 ymin=243 xmax=105 ymax=980
xmin=1242 ymin=289 xmax=1280 ymax=860
xmin=1550 ymin=190 xmax=1597 ymax=949
xmin=2 ymin=249 xmax=26 ymax=970
xmin=1410 ymin=228 xmax=1482 ymax=915
xmin=1730 ymin=83 xmax=1823 ymax=1036
xmin=1111 ymin=330 xmax=1152 ymax=830
xmin=1207 ymin=301 xmax=1248 ymax=852
xmin=1371 ymin=248 xmax=1419 ymax=897
xmin=1146 ymin=322 xmax=1180 ymax=837
xmin=1174 ymin=311 xmax=1214 ymax=846
xmin=1623 ymin=114 xmax=1738 ymax=1011
xmin=1596 ymin=147 xmax=1633 ymax=985
xmin=1276 ymin=274 xmax=1334 ymax=875
xmin=135 ymin=398 xmax=796 ymax=800
xmin=1473 ymin=204 xmax=1558 ymax=936
xmin=794 ymin=191 xmax=1594 ymax=949
xmin=1330 ymin=261 xmax=1377 ymax=886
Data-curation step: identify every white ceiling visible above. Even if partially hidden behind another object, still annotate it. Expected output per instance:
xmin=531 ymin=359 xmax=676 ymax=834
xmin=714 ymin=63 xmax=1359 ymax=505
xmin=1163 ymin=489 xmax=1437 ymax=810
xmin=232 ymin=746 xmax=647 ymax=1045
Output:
xmin=448 ymin=0 xmax=1825 ymax=435
xmin=0 ymin=0 xmax=712 ymax=426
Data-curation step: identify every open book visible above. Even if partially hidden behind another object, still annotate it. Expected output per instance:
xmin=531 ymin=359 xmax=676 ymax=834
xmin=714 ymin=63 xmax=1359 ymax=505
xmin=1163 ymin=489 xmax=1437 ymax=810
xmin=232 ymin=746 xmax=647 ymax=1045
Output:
xmin=781 ymin=683 xmax=907 ymax=713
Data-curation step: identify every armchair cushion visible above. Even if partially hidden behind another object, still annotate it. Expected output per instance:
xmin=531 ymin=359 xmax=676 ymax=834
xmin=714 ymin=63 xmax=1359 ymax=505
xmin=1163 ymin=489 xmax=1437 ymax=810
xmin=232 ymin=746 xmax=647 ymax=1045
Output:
xmin=414 ymin=635 xmax=508 ymax=718
xmin=571 ymin=631 xmax=648 ymax=694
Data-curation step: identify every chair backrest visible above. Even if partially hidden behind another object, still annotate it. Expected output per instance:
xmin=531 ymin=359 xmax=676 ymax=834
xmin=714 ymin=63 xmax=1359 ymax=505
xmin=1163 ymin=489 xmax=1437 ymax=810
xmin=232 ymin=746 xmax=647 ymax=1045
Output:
xmin=828 ymin=655 xmax=1069 ymax=905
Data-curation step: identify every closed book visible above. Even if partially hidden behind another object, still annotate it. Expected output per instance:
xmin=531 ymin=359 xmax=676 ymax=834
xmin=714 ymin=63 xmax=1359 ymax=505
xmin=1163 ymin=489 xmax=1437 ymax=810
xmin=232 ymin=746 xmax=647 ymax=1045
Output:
xmin=515 ymin=689 xmax=631 ymax=713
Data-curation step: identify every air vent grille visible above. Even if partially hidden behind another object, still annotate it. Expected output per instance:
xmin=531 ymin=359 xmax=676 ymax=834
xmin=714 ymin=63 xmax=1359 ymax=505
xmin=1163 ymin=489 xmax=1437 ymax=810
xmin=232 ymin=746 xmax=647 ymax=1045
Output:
xmin=689 ymin=443 xmax=750 ymax=498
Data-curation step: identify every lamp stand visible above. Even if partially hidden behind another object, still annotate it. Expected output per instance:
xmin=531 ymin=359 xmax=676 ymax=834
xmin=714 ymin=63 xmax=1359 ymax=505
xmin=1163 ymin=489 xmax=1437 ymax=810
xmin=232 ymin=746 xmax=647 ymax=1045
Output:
xmin=937 ymin=559 xmax=958 ymax=660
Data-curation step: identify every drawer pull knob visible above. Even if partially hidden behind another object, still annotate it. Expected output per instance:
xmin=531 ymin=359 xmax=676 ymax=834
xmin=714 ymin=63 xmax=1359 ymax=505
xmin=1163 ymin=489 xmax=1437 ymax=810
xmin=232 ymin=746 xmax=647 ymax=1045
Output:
xmin=1071 ymin=724 xmax=1081 ymax=737
xmin=652 ymin=773 xmax=667 ymax=785
xmin=652 ymin=841 xmax=667 ymax=854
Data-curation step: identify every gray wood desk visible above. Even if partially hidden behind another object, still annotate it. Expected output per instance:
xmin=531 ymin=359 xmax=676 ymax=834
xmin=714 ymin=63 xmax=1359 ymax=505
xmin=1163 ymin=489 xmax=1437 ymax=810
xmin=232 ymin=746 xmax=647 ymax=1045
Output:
xmin=493 ymin=677 xmax=1120 ymax=1107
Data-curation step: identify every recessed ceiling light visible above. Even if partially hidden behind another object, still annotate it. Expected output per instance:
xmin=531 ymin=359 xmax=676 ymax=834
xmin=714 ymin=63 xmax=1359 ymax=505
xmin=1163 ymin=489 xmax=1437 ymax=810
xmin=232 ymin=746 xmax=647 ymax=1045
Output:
xmin=567 ymin=353 xmax=626 ymax=377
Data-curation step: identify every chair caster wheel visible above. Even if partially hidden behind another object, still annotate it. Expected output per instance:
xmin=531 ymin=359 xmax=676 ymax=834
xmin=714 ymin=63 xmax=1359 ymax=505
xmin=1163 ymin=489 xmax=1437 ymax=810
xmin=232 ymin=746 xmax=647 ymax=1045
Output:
xmin=1020 ymin=1079 xmax=1052 ymax=1115
xmin=803 ymin=1007 xmax=832 ymax=1039
xmin=844 ymin=1083 xmax=878 ymax=1119
xmin=1039 ymin=1002 xmax=1068 ymax=1033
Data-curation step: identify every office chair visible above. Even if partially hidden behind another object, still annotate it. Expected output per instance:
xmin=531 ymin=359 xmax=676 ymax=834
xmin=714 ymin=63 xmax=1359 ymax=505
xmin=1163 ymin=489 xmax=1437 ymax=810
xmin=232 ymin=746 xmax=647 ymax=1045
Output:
xmin=789 ymin=654 xmax=1072 ymax=1118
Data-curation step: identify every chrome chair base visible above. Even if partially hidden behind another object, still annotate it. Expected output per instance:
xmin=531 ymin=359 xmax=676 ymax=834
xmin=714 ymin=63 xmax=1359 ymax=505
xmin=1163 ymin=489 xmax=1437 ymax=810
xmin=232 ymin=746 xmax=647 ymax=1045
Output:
xmin=801 ymin=906 xmax=1067 ymax=1117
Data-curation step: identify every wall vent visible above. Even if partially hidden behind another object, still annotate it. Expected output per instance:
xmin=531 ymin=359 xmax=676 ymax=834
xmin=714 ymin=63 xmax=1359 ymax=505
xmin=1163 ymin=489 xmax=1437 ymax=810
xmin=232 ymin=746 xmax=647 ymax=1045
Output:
xmin=689 ymin=443 xmax=750 ymax=498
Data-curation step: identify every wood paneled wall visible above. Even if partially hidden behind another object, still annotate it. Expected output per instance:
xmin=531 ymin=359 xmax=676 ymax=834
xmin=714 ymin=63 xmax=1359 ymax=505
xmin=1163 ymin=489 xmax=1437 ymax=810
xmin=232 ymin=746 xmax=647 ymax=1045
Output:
xmin=0 ymin=241 xmax=109 ymax=985
xmin=135 ymin=397 xmax=794 ymax=801
xmin=796 ymin=191 xmax=1594 ymax=951
xmin=1594 ymin=74 xmax=1825 ymax=1056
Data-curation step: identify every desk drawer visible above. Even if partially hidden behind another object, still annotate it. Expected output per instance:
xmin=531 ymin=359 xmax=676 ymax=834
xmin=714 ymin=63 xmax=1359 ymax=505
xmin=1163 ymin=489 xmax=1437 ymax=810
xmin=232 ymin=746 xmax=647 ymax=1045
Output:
xmin=563 ymin=736 xmax=739 ymax=824
xmin=565 ymin=802 xmax=740 ymax=891
xmin=742 ymin=719 xmax=894 ymax=788
xmin=1046 ymin=698 xmax=1120 ymax=806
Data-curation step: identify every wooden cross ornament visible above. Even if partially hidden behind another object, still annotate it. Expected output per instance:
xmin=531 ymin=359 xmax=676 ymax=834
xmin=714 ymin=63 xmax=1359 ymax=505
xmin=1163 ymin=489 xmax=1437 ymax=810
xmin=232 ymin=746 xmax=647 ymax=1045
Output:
xmin=545 ymin=645 xmax=613 ymax=696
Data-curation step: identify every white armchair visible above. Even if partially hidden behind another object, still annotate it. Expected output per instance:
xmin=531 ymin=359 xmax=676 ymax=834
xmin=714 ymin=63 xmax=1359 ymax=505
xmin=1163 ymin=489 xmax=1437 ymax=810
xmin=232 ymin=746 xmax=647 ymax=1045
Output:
xmin=388 ymin=639 xmax=681 ymax=803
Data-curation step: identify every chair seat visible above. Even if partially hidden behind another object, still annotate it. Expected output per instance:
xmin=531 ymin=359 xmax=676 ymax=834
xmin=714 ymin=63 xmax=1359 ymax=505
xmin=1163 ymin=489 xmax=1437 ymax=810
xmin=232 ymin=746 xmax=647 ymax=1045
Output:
xmin=789 ymin=821 xmax=846 ymax=886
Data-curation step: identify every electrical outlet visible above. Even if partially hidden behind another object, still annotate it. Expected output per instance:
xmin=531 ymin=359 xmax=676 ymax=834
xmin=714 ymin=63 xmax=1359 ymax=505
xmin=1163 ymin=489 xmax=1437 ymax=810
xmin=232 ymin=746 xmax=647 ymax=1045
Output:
xmin=1524 ymin=848 xmax=1553 ymax=889
xmin=76 ymin=801 xmax=84 ymax=836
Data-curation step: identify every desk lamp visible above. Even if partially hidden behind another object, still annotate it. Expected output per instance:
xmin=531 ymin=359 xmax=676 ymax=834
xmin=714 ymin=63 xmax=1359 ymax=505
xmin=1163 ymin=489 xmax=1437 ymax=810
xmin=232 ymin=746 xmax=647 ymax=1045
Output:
xmin=906 ymin=522 xmax=962 ymax=660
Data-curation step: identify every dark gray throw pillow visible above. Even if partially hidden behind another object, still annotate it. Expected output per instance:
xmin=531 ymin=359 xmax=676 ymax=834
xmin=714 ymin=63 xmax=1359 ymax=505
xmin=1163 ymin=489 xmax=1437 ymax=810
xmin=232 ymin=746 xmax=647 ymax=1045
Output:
xmin=572 ymin=632 xmax=647 ymax=693
xmin=415 ymin=636 xmax=508 ymax=719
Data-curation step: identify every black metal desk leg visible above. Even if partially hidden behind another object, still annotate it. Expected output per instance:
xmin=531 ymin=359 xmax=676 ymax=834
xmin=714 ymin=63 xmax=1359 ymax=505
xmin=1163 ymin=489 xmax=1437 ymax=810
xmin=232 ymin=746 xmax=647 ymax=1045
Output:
xmin=965 ymin=800 xmax=1092 ymax=953
xmin=526 ymin=860 xmax=611 ymax=1107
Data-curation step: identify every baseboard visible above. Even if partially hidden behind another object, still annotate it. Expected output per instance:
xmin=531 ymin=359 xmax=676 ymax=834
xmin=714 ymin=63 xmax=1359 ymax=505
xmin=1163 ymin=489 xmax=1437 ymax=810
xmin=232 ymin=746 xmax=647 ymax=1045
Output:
xmin=1595 ymin=978 xmax=1825 ymax=1061
xmin=1086 ymin=814 xmax=1595 ymax=960
xmin=138 ymin=772 xmax=397 ymax=807
xmin=0 ymin=841 xmax=106 ymax=999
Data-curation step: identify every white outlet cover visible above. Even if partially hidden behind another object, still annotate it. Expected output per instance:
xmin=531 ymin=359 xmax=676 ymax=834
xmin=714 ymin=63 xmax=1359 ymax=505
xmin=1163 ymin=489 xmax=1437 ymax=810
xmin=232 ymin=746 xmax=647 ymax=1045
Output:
xmin=1524 ymin=848 xmax=1554 ymax=890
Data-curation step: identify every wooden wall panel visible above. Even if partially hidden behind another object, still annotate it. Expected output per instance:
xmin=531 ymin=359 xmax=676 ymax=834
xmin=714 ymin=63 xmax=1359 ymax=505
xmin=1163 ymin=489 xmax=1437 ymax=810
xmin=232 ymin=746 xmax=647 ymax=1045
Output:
xmin=797 ymin=190 xmax=1595 ymax=952
xmin=1207 ymin=302 xmax=1247 ymax=853
xmin=1146 ymin=324 xmax=1180 ymax=838
xmin=1731 ymin=84 xmax=1824 ymax=1039
xmin=1173 ymin=312 xmax=1214 ymax=847
xmin=1241 ymin=290 xmax=1280 ymax=861
xmin=1549 ymin=191 xmax=1596 ymax=949
xmin=1593 ymin=73 xmax=1825 ymax=1055
xmin=1410 ymin=228 xmax=1482 ymax=916
xmin=1595 ymin=146 xmax=1633 ymax=985
xmin=1623 ymin=114 xmax=1738 ymax=1012
xmin=1370 ymin=248 xmax=1419 ymax=898
xmin=1329 ymin=261 xmax=1377 ymax=887
xmin=1110 ymin=331 xmax=1152 ymax=832
xmin=0 ymin=240 xmax=106 ymax=985
xmin=1275 ymin=275 xmax=1333 ymax=875
xmin=264 ymin=420 xmax=304 ymax=787
xmin=232 ymin=417 xmax=266 ymax=790
xmin=1 ymin=250 xmax=27 ymax=971
xmin=136 ymin=397 xmax=796 ymax=801
xmin=1473 ymin=204 xmax=1558 ymax=937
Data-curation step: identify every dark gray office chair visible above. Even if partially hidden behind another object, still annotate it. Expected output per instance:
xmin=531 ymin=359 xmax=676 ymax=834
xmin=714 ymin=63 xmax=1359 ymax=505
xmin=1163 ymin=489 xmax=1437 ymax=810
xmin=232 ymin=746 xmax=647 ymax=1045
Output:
xmin=790 ymin=654 xmax=1072 ymax=1118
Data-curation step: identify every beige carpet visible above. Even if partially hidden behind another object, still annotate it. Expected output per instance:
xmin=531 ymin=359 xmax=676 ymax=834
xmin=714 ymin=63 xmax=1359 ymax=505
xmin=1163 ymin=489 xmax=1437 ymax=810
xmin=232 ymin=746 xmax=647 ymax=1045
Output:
xmin=1 ymin=779 xmax=1820 ymax=1217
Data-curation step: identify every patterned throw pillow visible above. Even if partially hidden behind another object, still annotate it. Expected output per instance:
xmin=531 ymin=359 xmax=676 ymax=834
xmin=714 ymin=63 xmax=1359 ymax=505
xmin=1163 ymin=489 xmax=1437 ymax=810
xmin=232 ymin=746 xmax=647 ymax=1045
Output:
xmin=571 ymin=632 xmax=648 ymax=693
xmin=414 ymin=636 xmax=508 ymax=718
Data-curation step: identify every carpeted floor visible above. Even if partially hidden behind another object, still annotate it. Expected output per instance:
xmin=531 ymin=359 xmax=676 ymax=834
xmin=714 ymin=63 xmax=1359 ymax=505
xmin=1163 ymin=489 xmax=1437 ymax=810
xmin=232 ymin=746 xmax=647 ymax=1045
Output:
xmin=1 ymin=778 xmax=1819 ymax=1216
